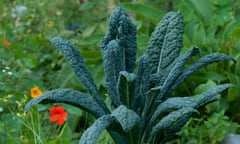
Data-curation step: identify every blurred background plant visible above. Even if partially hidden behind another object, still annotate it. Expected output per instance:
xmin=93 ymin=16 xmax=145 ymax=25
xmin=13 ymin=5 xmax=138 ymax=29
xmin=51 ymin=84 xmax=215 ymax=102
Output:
xmin=0 ymin=0 xmax=239 ymax=143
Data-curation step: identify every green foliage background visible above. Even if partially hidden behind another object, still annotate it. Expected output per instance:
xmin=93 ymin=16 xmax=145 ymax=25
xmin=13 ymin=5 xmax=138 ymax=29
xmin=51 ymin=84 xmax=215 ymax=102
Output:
xmin=0 ymin=0 xmax=240 ymax=143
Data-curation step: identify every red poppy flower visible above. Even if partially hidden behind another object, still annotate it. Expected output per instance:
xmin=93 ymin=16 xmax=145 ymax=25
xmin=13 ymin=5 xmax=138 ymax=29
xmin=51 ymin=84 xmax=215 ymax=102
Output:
xmin=4 ymin=39 xmax=9 ymax=48
xmin=49 ymin=106 xmax=68 ymax=125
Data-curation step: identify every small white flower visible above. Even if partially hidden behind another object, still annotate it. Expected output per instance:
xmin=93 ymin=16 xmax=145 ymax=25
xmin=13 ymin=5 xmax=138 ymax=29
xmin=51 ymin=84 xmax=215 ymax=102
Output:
xmin=0 ymin=107 xmax=3 ymax=112
xmin=7 ymin=71 xmax=13 ymax=75
xmin=16 ymin=101 xmax=22 ymax=107
xmin=5 ymin=66 xmax=10 ymax=70
xmin=2 ymin=69 xmax=6 ymax=73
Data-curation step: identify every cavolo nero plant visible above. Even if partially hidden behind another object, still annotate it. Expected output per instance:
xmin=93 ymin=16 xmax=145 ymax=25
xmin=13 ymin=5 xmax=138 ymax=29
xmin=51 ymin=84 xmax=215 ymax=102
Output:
xmin=25 ymin=7 xmax=234 ymax=144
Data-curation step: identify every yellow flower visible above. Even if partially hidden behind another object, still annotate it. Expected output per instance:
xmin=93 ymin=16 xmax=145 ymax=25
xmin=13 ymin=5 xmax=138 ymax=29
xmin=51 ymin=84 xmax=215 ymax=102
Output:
xmin=30 ymin=86 xmax=43 ymax=98
xmin=16 ymin=112 xmax=26 ymax=117
xmin=7 ymin=94 xmax=12 ymax=98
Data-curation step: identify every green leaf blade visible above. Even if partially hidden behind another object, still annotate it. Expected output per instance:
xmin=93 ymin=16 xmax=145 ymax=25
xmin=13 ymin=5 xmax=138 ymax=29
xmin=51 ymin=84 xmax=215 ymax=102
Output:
xmin=24 ymin=89 xmax=106 ymax=118
xmin=111 ymin=105 xmax=140 ymax=132
xmin=50 ymin=37 xmax=109 ymax=113
xmin=132 ymin=55 xmax=151 ymax=114
xmin=168 ymin=53 xmax=234 ymax=96
xmin=117 ymin=71 xmax=136 ymax=107
xmin=150 ymin=108 xmax=197 ymax=138
xmin=79 ymin=115 xmax=115 ymax=144
xmin=187 ymin=0 xmax=214 ymax=25
xmin=146 ymin=11 xmax=184 ymax=74
xmin=146 ymin=83 xmax=233 ymax=139
xmin=102 ymin=40 xmax=124 ymax=108
xmin=158 ymin=110 xmax=194 ymax=144
xmin=195 ymin=83 xmax=234 ymax=107
xmin=101 ymin=7 xmax=137 ymax=73
xmin=157 ymin=47 xmax=200 ymax=99
xmin=120 ymin=3 xmax=163 ymax=24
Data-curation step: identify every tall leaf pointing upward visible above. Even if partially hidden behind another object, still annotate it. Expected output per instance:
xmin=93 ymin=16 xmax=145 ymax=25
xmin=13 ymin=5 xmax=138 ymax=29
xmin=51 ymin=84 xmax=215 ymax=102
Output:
xmin=50 ymin=37 xmax=109 ymax=113
xmin=101 ymin=7 xmax=137 ymax=73
xmin=101 ymin=7 xmax=137 ymax=109
xmin=146 ymin=11 xmax=184 ymax=74
xmin=102 ymin=40 xmax=123 ymax=108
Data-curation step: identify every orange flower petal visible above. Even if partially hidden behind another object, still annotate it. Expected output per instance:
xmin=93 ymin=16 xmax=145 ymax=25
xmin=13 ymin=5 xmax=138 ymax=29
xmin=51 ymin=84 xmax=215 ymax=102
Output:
xmin=4 ymin=39 xmax=9 ymax=48
xmin=49 ymin=106 xmax=68 ymax=125
xmin=30 ymin=86 xmax=43 ymax=98
xmin=62 ymin=112 xmax=68 ymax=117
xmin=50 ymin=106 xmax=64 ymax=115
xmin=55 ymin=106 xmax=65 ymax=113
xmin=56 ymin=118 xmax=65 ymax=125
xmin=49 ymin=108 xmax=56 ymax=115
xmin=50 ymin=115 xmax=61 ymax=121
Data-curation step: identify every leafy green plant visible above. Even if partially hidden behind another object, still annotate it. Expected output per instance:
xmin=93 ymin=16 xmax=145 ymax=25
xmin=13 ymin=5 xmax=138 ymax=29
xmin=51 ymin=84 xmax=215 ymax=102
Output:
xmin=25 ymin=7 xmax=234 ymax=144
xmin=172 ymin=0 xmax=240 ymax=122
xmin=173 ymin=111 xmax=239 ymax=144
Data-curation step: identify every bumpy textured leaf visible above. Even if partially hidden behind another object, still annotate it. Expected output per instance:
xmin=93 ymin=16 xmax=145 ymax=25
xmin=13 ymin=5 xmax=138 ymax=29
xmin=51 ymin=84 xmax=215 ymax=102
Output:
xmin=102 ymin=40 xmax=124 ymax=108
xmin=145 ymin=109 xmax=194 ymax=143
xmin=158 ymin=111 xmax=193 ymax=144
xmin=101 ymin=7 xmax=137 ymax=73
xmin=150 ymin=108 xmax=197 ymax=137
xmin=24 ymin=89 xmax=106 ymax=118
xmin=140 ymin=87 xmax=160 ymax=140
xmin=79 ymin=105 xmax=140 ymax=144
xmin=79 ymin=115 xmax=115 ymax=144
xmin=117 ymin=71 xmax=136 ymax=107
xmin=132 ymin=55 xmax=151 ymax=114
xmin=194 ymin=83 xmax=234 ymax=107
xmin=157 ymin=47 xmax=200 ymax=99
xmin=166 ymin=53 xmax=234 ymax=97
xmin=146 ymin=11 xmax=184 ymax=74
xmin=158 ymin=47 xmax=199 ymax=85
xmin=111 ymin=105 xmax=140 ymax=132
xmin=141 ymin=87 xmax=160 ymax=119
xmin=148 ymin=83 xmax=233 ymax=131
xmin=50 ymin=37 xmax=109 ymax=113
